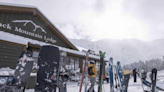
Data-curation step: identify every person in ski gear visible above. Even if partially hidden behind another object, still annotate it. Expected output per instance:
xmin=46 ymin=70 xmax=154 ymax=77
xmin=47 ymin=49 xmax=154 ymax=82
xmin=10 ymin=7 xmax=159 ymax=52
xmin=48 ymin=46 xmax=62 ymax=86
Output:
xmin=133 ymin=68 xmax=137 ymax=82
xmin=88 ymin=60 xmax=97 ymax=92
xmin=141 ymin=70 xmax=147 ymax=80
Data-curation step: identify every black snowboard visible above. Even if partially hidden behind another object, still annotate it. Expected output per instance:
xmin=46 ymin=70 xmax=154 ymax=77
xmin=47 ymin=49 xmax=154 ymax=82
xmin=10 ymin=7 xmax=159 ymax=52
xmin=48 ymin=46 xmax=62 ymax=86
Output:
xmin=151 ymin=68 xmax=157 ymax=92
xmin=35 ymin=45 xmax=60 ymax=92
xmin=123 ymin=70 xmax=131 ymax=92
xmin=0 ymin=51 xmax=34 ymax=92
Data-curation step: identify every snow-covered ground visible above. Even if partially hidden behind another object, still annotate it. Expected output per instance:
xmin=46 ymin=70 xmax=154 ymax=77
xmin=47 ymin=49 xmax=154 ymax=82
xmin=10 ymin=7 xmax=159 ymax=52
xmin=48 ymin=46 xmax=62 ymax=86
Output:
xmin=25 ymin=76 xmax=164 ymax=92
xmin=0 ymin=67 xmax=164 ymax=92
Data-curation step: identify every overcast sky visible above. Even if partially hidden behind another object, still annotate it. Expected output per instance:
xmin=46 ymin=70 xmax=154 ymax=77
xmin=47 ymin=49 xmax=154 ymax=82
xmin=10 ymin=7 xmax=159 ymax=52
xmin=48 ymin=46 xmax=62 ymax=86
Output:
xmin=1 ymin=0 xmax=164 ymax=41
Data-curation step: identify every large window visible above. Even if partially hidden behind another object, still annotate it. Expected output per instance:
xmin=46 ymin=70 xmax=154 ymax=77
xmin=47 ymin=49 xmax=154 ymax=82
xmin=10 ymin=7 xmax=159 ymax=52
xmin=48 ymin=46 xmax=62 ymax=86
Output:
xmin=65 ymin=57 xmax=80 ymax=71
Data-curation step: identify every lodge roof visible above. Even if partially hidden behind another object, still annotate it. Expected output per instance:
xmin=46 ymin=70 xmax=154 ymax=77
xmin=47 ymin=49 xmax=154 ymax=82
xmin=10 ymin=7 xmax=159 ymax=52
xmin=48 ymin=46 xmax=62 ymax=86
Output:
xmin=0 ymin=3 xmax=78 ymax=50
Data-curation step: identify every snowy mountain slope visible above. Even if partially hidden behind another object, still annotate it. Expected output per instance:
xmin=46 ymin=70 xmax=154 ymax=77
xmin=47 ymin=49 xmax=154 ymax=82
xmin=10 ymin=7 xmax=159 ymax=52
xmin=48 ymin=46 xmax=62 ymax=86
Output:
xmin=69 ymin=38 xmax=164 ymax=65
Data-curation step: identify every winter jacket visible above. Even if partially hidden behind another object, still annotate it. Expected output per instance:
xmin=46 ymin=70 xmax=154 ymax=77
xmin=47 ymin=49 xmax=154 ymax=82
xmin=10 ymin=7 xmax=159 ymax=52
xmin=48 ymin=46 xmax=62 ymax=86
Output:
xmin=88 ymin=64 xmax=97 ymax=78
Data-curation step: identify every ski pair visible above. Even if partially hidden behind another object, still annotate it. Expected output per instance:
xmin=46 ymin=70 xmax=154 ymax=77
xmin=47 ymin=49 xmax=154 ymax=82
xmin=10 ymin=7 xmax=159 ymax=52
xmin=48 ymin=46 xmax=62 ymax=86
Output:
xmin=116 ymin=61 xmax=126 ymax=92
xmin=112 ymin=61 xmax=130 ymax=92
xmin=79 ymin=50 xmax=94 ymax=92
xmin=109 ymin=58 xmax=114 ymax=92
xmin=98 ymin=51 xmax=106 ymax=92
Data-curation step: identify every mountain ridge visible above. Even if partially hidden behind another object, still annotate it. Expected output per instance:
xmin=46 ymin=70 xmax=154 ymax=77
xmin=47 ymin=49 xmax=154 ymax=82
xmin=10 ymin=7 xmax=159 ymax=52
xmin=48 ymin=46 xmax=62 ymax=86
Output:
xmin=69 ymin=38 xmax=164 ymax=65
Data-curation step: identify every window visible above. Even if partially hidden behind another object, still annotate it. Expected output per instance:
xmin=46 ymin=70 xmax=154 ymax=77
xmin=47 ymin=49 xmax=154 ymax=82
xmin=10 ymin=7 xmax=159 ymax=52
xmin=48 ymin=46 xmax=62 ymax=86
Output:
xmin=96 ymin=61 xmax=100 ymax=75
xmin=75 ymin=59 xmax=79 ymax=70
xmin=65 ymin=57 xmax=70 ymax=71
xmin=83 ymin=59 xmax=86 ymax=70
xmin=70 ymin=58 xmax=74 ymax=70
xmin=32 ymin=51 xmax=39 ymax=71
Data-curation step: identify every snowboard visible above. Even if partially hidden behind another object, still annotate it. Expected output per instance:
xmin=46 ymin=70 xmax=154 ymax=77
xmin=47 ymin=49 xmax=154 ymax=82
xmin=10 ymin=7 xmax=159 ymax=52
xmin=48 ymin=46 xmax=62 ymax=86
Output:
xmin=141 ymin=78 xmax=164 ymax=91
xmin=109 ymin=57 xmax=114 ymax=92
xmin=35 ymin=45 xmax=60 ymax=92
xmin=123 ymin=70 xmax=131 ymax=92
xmin=117 ymin=61 xmax=126 ymax=92
xmin=151 ymin=68 xmax=157 ymax=92
xmin=58 ymin=51 xmax=67 ymax=92
xmin=98 ymin=51 xmax=105 ymax=92
xmin=0 ymin=51 xmax=34 ymax=92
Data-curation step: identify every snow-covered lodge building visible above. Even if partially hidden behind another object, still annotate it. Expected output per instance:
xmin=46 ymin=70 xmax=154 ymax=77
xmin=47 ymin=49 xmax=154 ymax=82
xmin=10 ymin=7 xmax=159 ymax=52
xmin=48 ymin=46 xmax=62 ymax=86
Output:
xmin=0 ymin=4 xmax=107 ymax=88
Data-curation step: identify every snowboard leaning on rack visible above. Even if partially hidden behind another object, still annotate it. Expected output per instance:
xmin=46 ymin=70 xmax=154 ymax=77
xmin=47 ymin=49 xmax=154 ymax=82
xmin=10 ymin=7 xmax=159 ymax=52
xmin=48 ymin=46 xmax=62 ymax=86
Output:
xmin=123 ymin=70 xmax=131 ymax=92
xmin=151 ymin=68 xmax=157 ymax=92
xmin=35 ymin=45 xmax=60 ymax=92
xmin=109 ymin=57 xmax=114 ymax=92
xmin=141 ymin=68 xmax=164 ymax=91
xmin=117 ymin=61 xmax=126 ymax=92
xmin=0 ymin=50 xmax=34 ymax=92
xmin=98 ymin=51 xmax=105 ymax=92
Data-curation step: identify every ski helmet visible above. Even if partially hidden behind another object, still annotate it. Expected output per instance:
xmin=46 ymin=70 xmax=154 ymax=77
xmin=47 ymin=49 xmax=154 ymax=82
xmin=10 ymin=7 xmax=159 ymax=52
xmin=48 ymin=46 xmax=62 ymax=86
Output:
xmin=90 ymin=60 xmax=95 ymax=64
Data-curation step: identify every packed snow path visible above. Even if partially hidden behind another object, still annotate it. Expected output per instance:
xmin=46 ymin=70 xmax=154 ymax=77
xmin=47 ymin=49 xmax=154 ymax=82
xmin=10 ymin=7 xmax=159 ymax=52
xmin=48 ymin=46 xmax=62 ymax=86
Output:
xmin=25 ymin=77 xmax=164 ymax=92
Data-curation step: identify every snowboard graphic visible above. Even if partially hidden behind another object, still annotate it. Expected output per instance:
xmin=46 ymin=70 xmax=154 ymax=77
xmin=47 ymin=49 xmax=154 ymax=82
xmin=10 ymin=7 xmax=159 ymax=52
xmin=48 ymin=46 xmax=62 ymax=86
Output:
xmin=0 ymin=76 xmax=13 ymax=85
xmin=109 ymin=57 xmax=114 ymax=92
xmin=35 ymin=45 xmax=60 ymax=92
xmin=14 ymin=51 xmax=34 ymax=86
xmin=0 ymin=51 xmax=34 ymax=92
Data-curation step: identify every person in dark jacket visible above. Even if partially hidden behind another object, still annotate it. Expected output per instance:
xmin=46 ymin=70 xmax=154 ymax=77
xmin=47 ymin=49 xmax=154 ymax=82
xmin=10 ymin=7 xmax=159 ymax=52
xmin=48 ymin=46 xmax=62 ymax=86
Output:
xmin=133 ymin=68 xmax=137 ymax=82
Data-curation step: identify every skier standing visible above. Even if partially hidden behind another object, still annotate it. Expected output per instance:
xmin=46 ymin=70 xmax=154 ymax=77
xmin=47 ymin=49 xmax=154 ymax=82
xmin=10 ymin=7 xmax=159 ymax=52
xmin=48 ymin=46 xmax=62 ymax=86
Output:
xmin=133 ymin=68 xmax=137 ymax=82
xmin=88 ymin=60 xmax=98 ymax=92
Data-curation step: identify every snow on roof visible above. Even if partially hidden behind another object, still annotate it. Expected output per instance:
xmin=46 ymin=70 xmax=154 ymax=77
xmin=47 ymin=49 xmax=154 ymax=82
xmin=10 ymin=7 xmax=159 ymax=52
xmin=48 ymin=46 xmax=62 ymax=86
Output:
xmin=0 ymin=2 xmax=77 ymax=50
xmin=0 ymin=31 xmax=108 ymax=61
xmin=0 ymin=2 xmax=36 ymax=8
xmin=0 ymin=31 xmax=28 ymax=45
xmin=75 ymin=45 xmax=88 ymax=51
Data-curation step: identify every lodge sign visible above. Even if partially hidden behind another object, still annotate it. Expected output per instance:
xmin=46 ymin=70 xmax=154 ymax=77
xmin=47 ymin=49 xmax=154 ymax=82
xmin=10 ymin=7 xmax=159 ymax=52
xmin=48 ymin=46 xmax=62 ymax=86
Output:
xmin=0 ymin=20 xmax=57 ymax=43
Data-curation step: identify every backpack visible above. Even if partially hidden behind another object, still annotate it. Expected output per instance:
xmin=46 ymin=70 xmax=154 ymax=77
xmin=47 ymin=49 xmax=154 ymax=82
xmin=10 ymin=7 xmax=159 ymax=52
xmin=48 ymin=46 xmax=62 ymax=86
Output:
xmin=88 ymin=66 xmax=94 ymax=76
